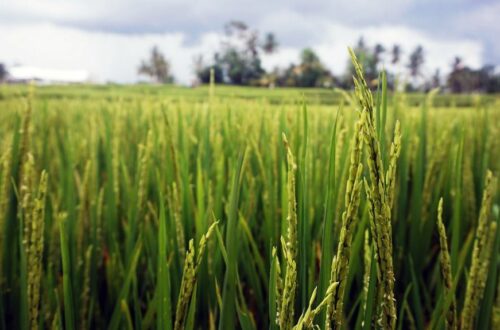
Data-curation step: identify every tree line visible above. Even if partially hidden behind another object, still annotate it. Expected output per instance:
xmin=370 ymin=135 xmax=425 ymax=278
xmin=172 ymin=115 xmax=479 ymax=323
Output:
xmin=137 ymin=21 xmax=500 ymax=93
xmin=1 ymin=21 xmax=498 ymax=94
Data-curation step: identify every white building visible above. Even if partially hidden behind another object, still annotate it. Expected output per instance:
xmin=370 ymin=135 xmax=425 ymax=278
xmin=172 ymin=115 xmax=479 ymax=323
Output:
xmin=7 ymin=66 xmax=90 ymax=84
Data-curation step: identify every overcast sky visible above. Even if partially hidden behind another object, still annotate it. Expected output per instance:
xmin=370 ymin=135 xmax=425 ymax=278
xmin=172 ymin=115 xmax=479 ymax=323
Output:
xmin=1 ymin=0 xmax=498 ymax=84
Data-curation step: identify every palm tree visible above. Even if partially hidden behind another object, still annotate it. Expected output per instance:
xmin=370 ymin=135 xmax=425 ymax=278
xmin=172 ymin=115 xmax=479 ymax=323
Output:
xmin=407 ymin=45 xmax=424 ymax=78
xmin=391 ymin=45 xmax=401 ymax=65
xmin=262 ymin=33 xmax=278 ymax=54
xmin=373 ymin=43 xmax=385 ymax=67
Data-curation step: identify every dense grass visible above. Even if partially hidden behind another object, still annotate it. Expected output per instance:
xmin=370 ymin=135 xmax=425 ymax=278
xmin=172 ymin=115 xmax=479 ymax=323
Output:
xmin=1 ymin=83 xmax=499 ymax=107
xmin=0 ymin=60 xmax=499 ymax=329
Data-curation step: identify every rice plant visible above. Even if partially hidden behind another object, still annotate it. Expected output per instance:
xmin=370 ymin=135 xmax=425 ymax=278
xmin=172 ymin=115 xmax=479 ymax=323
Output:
xmin=0 ymin=50 xmax=498 ymax=330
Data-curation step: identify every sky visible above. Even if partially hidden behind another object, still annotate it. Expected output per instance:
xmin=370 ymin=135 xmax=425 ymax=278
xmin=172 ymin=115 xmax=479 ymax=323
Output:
xmin=0 ymin=0 xmax=498 ymax=84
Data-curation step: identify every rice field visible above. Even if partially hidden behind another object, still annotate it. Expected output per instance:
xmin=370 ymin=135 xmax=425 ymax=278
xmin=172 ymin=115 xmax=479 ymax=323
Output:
xmin=0 ymin=54 xmax=499 ymax=329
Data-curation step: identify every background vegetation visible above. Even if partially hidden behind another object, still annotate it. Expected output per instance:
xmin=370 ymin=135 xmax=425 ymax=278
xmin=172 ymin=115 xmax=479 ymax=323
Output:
xmin=133 ymin=21 xmax=500 ymax=93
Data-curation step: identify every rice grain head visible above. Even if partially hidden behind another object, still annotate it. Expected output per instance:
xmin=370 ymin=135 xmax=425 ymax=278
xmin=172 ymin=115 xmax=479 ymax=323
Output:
xmin=27 ymin=171 xmax=48 ymax=330
xmin=436 ymin=198 xmax=457 ymax=330
xmin=279 ymin=132 xmax=298 ymax=330
xmin=461 ymin=171 xmax=497 ymax=330
xmin=328 ymin=118 xmax=364 ymax=329
xmin=349 ymin=47 xmax=398 ymax=329
xmin=174 ymin=221 xmax=218 ymax=330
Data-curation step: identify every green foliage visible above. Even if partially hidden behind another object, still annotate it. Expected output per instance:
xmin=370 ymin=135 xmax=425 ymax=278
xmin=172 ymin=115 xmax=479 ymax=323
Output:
xmin=138 ymin=46 xmax=174 ymax=84
xmin=447 ymin=59 xmax=500 ymax=93
xmin=0 ymin=62 xmax=498 ymax=329
xmin=274 ymin=48 xmax=334 ymax=88
xmin=195 ymin=21 xmax=275 ymax=86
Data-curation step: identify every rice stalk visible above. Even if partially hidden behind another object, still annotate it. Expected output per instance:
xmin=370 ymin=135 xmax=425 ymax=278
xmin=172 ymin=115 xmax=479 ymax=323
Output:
xmin=493 ymin=280 xmax=500 ymax=330
xmin=80 ymin=245 xmax=93 ymax=330
xmin=421 ymin=132 xmax=449 ymax=223
xmin=436 ymin=198 xmax=457 ymax=330
xmin=18 ymin=96 xmax=35 ymax=233
xmin=279 ymin=132 xmax=298 ymax=330
xmin=461 ymin=170 xmax=497 ymax=329
xmin=272 ymin=246 xmax=283 ymax=325
xmin=112 ymin=132 xmax=121 ymax=207
xmin=96 ymin=187 xmax=104 ymax=267
xmin=385 ymin=121 xmax=401 ymax=212
xmin=77 ymin=160 xmax=91 ymax=260
xmin=0 ymin=142 xmax=12 ymax=253
xmin=174 ymin=221 xmax=218 ymax=330
xmin=462 ymin=157 xmax=477 ymax=223
xmin=47 ymin=205 xmax=62 ymax=277
xmin=137 ymin=130 xmax=153 ymax=216
xmin=173 ymin=240 xmax=195 ymax=330
xmin=169 ymin=182 xmax=185 ymax=255
xmin=294 ymin=281 xmax=339 ymax=330
xmin=326 ymin=118 xmax=364 ymax=329
xmin=361 ymin=230 xmax=372 ymax=328
xmin=18 ymin=92 xmax=33 ymax=190
xmin=26 ymin=171 xmax=48 ymax=329
xmin=20 ymin=153 xmax=35 ymax=241
xmin=349 ymin=47 xmax=398 ymax=329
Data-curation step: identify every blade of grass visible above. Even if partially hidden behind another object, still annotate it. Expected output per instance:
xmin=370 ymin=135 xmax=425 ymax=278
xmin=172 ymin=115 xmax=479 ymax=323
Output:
xmin=361 ymin=246 xmax=377 ymax=330
xmin=60 ymin=216 xmax=75 ymax=330
xmin=219 ymin=148 xmax=247 ymax=330
xmin=108 ymin=239 xmax=143 ymax=330
xmin=318 ymin=110 xmax=339 ymax=325
xmin=157 ymin=184 xmax=172 ymax=330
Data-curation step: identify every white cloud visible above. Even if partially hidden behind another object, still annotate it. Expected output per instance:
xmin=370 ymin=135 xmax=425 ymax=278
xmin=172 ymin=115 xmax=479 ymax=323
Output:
xmin=0 ymin=0 xmax=414 ymax=32
xmin=0 ymin=0 xmax=495 ymax=80
xmin=452 ymin=2 xmax=500 ymax=63
xmin=0 ymin=23 xmax=221 ymax=84
xmin=0 ymin=22 xmax=483 ymax=84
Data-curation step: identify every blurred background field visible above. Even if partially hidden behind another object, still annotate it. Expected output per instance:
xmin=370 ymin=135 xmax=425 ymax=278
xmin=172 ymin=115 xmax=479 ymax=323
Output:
xmin=2 ymin=84 xmax=500 ymax=108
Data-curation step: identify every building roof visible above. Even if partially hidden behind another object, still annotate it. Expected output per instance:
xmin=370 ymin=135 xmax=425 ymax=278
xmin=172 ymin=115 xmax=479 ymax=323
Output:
xmin=7 ymin=66 xmax=89 ymax=83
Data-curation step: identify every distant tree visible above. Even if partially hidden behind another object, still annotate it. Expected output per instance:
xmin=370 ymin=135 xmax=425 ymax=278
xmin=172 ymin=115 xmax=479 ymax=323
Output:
xmin=356 ymin=37 xmax=367 ymax=53
xmin=195 ymin=21 xmax=278 ymax=85
xmin=447 ymin=68 xmax=478 ymax=93
xmin=478 ymin=65 xmax=500 ymax=93
xmin=0 ymin=63 xmax=7 ymax=82
xmin=295 ymin=48 xmax=333 ymax=87
xmin=221 ymin=21 xmax=273 ymax=84
xmin=391 ymin=45 xmax=401 ymax=65
xmin=262 ymin=33 xmax=279 ymax=54
xmin=407 ymin=45 xmax=424 ymax=78
xmin=224 ymin=20 xmax=248 ymax=37
xmin=373 ymin=43 xmax=385 ymax=68
xmin=221 ymin=48 xmax=264 ymax=85
xmin=275 ymin=48 xmax=333 ymax=88
xmin=447 ymin=59 xmax=500 ymax=93
xmin=343 ymin=37 xmax=377 ymax=88
xmin=138 ymin=46 xmax=174 ymax=83
xmin=193 ymin=55 xmax=224 ymax=84
xmin=300 ymin=48 xmax=320 ymax=65
xmin=431 ymin=69 xmax=441 ymax=89
xmin=447 ymin=57 xmax=479 ymax=93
